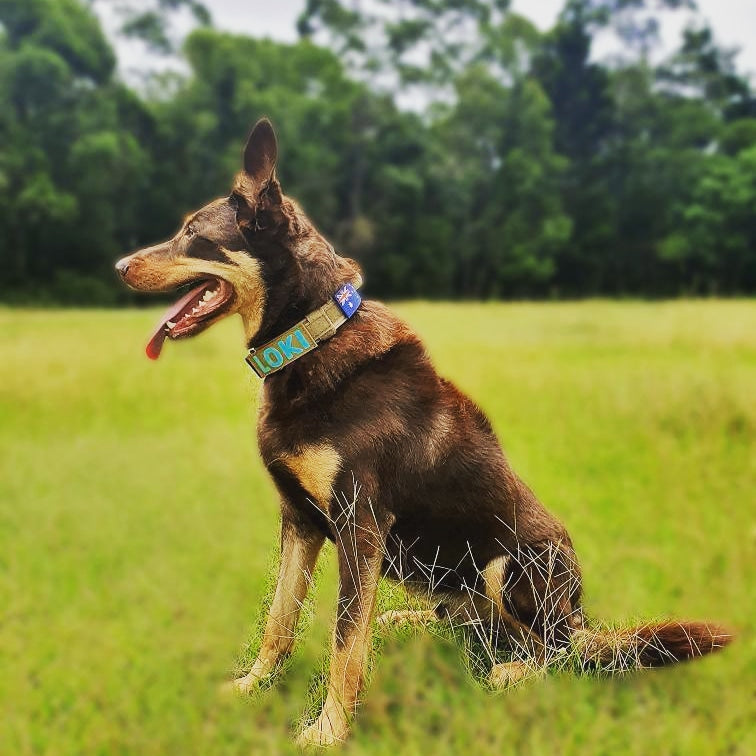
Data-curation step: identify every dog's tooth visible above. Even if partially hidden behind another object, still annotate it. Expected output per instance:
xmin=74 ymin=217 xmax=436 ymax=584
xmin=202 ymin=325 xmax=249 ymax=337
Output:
xmin=166 ymin=320 xmax=176 ymax=328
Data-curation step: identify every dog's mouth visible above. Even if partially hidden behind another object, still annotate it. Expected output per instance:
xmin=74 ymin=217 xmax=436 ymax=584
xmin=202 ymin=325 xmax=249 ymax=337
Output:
xmin=146 ymin=277 xmax=235 ymax=360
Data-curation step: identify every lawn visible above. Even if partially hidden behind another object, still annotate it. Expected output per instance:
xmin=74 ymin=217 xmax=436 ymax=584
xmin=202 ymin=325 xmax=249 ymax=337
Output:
xmin=1 ymin=301 xmax=754 ymax=755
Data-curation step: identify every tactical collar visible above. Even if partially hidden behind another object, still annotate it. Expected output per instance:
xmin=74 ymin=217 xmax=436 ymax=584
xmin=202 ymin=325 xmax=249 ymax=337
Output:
xmin=245 ymin=282 xmax=362 ymax=379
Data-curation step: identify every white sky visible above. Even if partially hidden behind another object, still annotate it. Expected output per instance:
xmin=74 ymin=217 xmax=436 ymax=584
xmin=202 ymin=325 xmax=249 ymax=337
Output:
xmin=102 ymin=0 xmax=756 ymax=80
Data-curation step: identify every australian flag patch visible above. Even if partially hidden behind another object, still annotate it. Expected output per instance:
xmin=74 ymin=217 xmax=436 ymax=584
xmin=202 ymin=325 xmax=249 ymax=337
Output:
xmin=333 ymin=283 xmax=361 ymax=318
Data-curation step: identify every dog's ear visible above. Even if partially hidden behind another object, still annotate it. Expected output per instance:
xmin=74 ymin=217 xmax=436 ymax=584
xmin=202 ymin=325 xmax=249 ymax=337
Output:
xmin=243 ymin=118 xmax=277 ymax=187
xmin=234 ymin=118 xmax=283 ymax=232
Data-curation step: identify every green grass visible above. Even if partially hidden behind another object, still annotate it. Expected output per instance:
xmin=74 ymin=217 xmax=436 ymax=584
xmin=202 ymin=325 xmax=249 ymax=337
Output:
xmin=1 ymin=301 xmax=754 ymax=755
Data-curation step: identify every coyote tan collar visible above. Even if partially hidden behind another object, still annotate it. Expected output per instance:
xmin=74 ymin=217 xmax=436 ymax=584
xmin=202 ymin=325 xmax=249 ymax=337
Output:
xmin=245 ymin=282 xmax=362 ymax=379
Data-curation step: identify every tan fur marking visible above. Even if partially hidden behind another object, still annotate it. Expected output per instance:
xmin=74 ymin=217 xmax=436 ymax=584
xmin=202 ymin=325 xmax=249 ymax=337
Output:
xmin=220 ymin=249 xmax=266 ymax=342
xmin=280 ymin=444 xmax=341 ymax=513
xmin=489 ymin=660 xmax=542 ymax=688
xmin=117 ymin=242 xmax=267 ymax=344
xmin=376 ymin=609 xmax=439 ymax=628
xmin=482 ymin=554 xmax=547 ymax=662
xmin=303 ymin=640 xmax=362 ymax=746
xmin=297 ymin=549 xmax=382 ymax=747
xmin=482 ymin=555 xmax=508 ymax=611
xmin=234 ymin=528 xmax=323 ymax=693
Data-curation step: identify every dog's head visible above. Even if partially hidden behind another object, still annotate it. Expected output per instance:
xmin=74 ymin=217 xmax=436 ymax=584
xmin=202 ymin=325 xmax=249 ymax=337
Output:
xmin=116 ymin=118 xmax=361 ymax=359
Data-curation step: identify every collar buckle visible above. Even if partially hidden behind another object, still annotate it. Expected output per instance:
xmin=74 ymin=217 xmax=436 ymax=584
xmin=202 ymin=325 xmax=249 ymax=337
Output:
xmin=303 ymin=302 xmax=340 ymax=342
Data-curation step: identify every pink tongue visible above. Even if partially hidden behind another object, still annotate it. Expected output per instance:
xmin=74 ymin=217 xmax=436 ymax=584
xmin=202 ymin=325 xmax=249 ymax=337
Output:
xmin=145 ymin=280 xmax=211 ymax=360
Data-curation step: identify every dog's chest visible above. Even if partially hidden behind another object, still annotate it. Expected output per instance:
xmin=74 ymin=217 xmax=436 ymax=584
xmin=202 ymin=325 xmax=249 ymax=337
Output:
xmin=257 ymin=394 xmax=344 ymax=513
xmin=276 ymin=443 xmax=341 ymax=512
xmin=261 ymin=443 xmax=338 ymax=515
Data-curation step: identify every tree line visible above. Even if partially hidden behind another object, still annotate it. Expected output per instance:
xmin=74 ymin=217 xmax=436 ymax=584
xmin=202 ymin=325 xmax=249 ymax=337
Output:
xmin=0 ymin=0 xmax=754 ymax=303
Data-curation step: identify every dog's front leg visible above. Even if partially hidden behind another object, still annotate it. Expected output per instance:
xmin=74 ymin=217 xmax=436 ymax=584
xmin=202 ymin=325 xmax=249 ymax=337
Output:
xmin=233 ymin=517 xmax=324 ymax=693
xmin=297 ymin=519 xmax=386 ymax=747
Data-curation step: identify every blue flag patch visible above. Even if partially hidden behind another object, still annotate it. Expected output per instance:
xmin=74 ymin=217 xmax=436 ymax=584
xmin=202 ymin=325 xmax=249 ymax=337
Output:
xmin=333 ymin=283 xmax=361 ymax=317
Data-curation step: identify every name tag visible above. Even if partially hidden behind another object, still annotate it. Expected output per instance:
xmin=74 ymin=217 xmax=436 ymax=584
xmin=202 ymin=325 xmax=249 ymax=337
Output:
xmin=246 ymin=325 xmax=316 ymax=378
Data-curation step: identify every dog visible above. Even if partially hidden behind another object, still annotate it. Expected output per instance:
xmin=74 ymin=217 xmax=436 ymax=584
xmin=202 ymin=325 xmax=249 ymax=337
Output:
xmin=116 ymin=118 xmax=732 ymax=747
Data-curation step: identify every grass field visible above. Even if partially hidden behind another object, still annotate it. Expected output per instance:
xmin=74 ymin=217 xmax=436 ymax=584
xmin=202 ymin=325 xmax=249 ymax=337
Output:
xmin=1 ymin=301 xmax=754 ymax=755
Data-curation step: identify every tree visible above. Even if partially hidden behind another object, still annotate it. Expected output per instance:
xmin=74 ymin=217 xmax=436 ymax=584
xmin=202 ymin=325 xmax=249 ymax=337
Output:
xmin=297 ymin=0 xmax=515 ymax=99
xmin=0 ymin=0 xmax=115 ymax=82
xmin=97 ymin=0 xmax=212 ymax=55
xmin=0 ymin=0 xmax=150 ymax=301
xmin=429 ymin=66 xmax=570 ymax=297
xmin=0 ymin=0 xmax=754 ymax=302
xmin=660 ymin=145 xmax=756 ymax=293
xmin=532 ymin=9 xmax=615 ymax=293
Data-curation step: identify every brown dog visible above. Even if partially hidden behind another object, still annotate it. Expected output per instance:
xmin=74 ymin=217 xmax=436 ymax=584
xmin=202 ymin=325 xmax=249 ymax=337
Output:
xmin=116 ymin=119 xmax=732 ymax=747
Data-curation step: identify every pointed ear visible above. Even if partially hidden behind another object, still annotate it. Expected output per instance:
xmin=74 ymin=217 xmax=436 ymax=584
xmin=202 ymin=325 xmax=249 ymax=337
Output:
xmin=243 ymin=118 xmax=277 ymax=186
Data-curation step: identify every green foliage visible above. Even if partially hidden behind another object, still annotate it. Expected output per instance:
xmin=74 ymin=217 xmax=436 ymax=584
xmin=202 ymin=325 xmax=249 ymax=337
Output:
xmin=431 ymin=69 xmax=570 ymax=295
xmin=0 ymin=0 xmax=754 ymax=302
xmin=0 ymin=0 xmax=155 ymax=296
xmin=117 ymin=0 xmax=212 ymax=55
xmin=663 ymin=145 xmax=756 ymax=291
xmin=0 ymin=0 xmax=114 ymax=82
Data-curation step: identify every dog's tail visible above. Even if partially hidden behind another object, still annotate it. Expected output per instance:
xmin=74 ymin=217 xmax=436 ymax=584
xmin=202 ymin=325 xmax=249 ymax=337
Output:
xmin=571 ymin=620 xmax=733 ymax=672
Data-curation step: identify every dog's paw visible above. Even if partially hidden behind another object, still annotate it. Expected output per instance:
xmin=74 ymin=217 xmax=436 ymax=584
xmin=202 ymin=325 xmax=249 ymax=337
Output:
xmin=220 ymin=664 xmax=269 ymax=697
xmin=231 ymin=672 xmax=262 ymax=694
xmin=488 ymin=660 xmax=542 ymax=689
xmin=296 ymin=712 xmax=350 ymax=749
xmin=376 ymin=609 xmax=438 ymax=629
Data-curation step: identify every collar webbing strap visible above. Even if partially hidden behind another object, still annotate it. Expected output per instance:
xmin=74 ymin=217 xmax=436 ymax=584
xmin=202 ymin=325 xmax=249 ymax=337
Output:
xmin=245 ymin=283 xmax=361 ymax=379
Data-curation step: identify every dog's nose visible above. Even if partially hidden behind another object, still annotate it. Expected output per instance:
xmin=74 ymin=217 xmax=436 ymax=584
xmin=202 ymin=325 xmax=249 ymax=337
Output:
xmin=115 ymin=257 xmax=130 ymax=277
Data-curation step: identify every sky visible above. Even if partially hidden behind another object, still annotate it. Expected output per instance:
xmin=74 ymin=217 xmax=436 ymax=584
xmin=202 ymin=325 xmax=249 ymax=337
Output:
xmin=100 ymin=0 xmax=756 ymax=81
